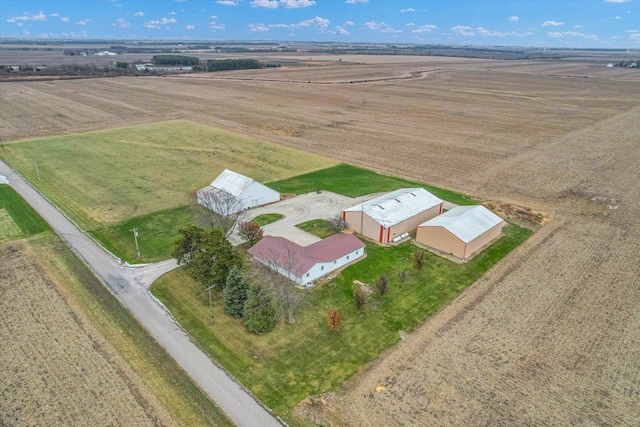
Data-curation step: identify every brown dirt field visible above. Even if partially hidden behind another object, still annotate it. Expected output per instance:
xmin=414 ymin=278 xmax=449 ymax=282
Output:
xmin=1 ymin=57 xmax=639 ymax=425
xmin=0 ymin=239 xmax=174 ymax=426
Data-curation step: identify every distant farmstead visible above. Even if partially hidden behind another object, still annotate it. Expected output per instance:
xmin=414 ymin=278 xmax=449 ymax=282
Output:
xmin=416 ymin=205 xmax=505 ymax=260
xmin=341 ymin=188 xmax=443 ymax=244
xmin=248 ymin=234 xmax=365 ymax=287
xmin=197 ymin=169 xmax=280 ymax=214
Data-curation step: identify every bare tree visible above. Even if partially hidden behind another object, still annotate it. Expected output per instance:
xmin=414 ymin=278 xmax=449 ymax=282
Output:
xmin=238 ymin=221 xmax=264 ymax=246
xmin=193 ymin=189 xmax=247 ymax=238
xmin=251 ymin=247 xmax=306 ymax=324
xmin=327 ymin=214 xmax=349 ymax=234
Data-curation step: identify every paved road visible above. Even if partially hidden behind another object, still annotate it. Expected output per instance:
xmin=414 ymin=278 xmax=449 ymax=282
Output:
xmin=0 ymin=160 xmax=282 ymax=427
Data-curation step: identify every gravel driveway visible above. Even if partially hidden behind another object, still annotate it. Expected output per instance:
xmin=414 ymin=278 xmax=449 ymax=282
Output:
xmin=231 ymin=191 xmax=377 ymax=246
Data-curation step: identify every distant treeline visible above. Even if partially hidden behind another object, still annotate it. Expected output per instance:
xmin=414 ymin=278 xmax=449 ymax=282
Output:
xmin=205 ymin=59 xmax=262 ymax=72
xmin=152 ymin=55 xmax=200 ymax=66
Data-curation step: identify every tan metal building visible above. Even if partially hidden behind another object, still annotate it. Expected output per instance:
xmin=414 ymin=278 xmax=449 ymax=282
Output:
xmin=341 ymin=188 xmax=443 ymax=244
xmin=416 ymin=205 xmax=505 ymax=260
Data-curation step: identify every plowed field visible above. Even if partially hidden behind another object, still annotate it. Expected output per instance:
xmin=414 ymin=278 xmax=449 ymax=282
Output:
xmin=0 ymin=240 xmax=171 ymax=426
xmin=1 ymin=57 xmax=639 ymax=425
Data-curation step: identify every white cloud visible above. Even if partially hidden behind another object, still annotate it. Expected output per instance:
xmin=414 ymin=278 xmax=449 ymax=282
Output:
xmin=144 ymin=17 xmax=177 ymax=29
xmin=75 ymin=19 xmax=92 ymax=25
xmin=563 ymin=31 xmax=585 ymax=36
xmin=113 ymin=18 xmax=131 ymax=28
xmin=209 ymin=21 xmax=225 ymax=30
xmin=211 ymin=15 xmax=218 ymax=19
xmin=216 ymin=0 xmax=239 ymax=4
xmin=406 ymin=22 xmax=414 ymax=27
xmin=542 ymin=20 xmax=563 ymax=27
xmin=586 ymin=34 xmax=598 ymax=40
xmin=60 ymin=17 xmax=70 ymax=22
xmin=477 ymin=27 xmax=506 ymax=37
xmin=23 ymin=29 xmax=30 ymax=37
xmin=346 ymin=0 xmax=368 ymax=3
xmin=412 ymin=24 xmax=437 ymax=33
xmin=507 ymin=16 xmax=519 ymax=23
xmin=50 ymin=13 xmax=59 ymax=17
xmin=548 ymin=32 xmax=563 ymax=38
xmin=134 ymin=11 xmax=145 ymax=17
xmin=252 ymin=0 xmax=278 ymax=8
xmin=626 ymin=29 xmax=638 ymax=32
xmin=615 ymin=16 xmax=622 ymax=19
xmin=575 ymin=25 xmax=583 ymax=29
xmin=249 ymin=23 xmax=269 ymax=32
xmin=265 ymin=16 xmax=329 ymax=30
xmin=185 ymin=24 xmax=195 ymax=30
xmin=548 ymin=31 xmax=587 ymax=38
xmin=630 ymin=33 xmax=640 ymax=40
xmin=344 ymin=20 xmax=354 ymax=26
xmin=8 ymin=11 xmax=48 ymax=22
xmin=280 ymin=0 xmax=316 ymax=8
xmin=401 ymin=8 xmax=415 ymax=13
xmin=169 ymin=11 xmax=176 ymax=15
xmin=335 ymin=26 xmax=350 ymax=35
xmin=364 ymin=21 xmax=384 ymax=30
xmin=604 ymin=0 xmax=631 ymax=3
xmin=451 ymin=25 xmax=474 ymax=36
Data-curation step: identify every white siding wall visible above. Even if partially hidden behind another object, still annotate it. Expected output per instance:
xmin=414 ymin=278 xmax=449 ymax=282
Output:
xmin=299 ymin=247 xmax=365 ymax=286
xmin=239 ymin=182 xmax=280 ymax=210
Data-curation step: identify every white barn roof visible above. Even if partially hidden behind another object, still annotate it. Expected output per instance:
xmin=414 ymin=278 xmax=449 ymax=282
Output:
xmin=420 ymin=205 xmax=504 ymax=243
xmin=210 ymin=169 xmax=254 ymax=197
xmin=344 ymin=188 xmax=443 ymax=228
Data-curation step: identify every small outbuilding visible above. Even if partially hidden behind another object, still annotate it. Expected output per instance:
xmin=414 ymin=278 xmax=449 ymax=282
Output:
xmin=197 ymin=169 xmax=280 ymax=214
xmin=416 ymin=205 xmax=505 ymax=260
xmin=248 ymin=234 xmax=365 ymax=287
xmin=341 ymin=188 xmax=443 ymax=244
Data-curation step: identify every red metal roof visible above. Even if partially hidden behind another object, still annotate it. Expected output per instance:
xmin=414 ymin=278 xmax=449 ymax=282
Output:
xmin=248 ymin=234 xmax=365 ymax=278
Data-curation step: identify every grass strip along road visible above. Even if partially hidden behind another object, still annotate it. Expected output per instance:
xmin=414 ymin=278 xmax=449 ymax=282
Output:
xmin=0 ymin=159 xmax=283 ymax=427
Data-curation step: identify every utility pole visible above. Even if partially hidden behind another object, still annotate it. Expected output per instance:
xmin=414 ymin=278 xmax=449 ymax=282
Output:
xmin=205 ymin=285 xmax=215 ymax=324
xmin=130 ymin=227 xmax=140 ymax=259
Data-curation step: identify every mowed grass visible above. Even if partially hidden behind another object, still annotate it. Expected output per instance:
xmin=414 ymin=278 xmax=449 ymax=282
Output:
xmin=91 ymin=206 xmax=193 ymax=263
xmin=269 ymin=164 xmax=475 ymax=205
xmin=296 ymin=219 xmax=335 ymax=239
xmin=252 ymin=213 xmax=284 ymax=227
xmin=151 ymin=222 xmax=531 ymax=420
xmin=0 ymin=185 xmax=49 ymax=242
xmin=0 ymin=120 xmax=336 ymax=230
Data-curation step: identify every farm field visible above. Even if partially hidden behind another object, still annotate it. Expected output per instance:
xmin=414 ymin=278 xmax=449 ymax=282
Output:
xmin=151 ymin=222 xmax=531 ymax=420
xmin=0 ymin=186 xmax=231 ymax=426
xmin=1 ymin=55 xmax=639 ymax=425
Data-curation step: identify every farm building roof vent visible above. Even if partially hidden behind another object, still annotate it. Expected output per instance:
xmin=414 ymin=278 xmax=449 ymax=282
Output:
xmin=378 ymin=205 xmax=385 ymax=210
xmin=410 ymin=192 xmax=416 ymax=196
xmin=394 ymin=199 xmax=401 ymax=203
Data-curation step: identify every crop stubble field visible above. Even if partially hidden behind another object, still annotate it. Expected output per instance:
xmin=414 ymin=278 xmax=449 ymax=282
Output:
xmin=0 ymin=239 xmax=168 ymax=426
xmin=1 ymin=56 xmax=639 ymax=425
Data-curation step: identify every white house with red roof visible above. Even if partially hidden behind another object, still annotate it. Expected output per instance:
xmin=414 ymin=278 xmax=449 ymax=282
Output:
xmin=247 ymin=233 xmax=365 ymax=287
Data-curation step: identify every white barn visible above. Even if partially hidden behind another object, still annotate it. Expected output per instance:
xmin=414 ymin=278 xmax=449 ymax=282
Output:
xmin=197 ymin=169 xmax=280 ymax=214
xmin=248 ymin=234 xmax=365 ymax=287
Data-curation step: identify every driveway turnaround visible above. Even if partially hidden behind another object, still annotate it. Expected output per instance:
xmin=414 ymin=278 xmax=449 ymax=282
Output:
xmin=0 ymin=160 xmax=282 ymax=427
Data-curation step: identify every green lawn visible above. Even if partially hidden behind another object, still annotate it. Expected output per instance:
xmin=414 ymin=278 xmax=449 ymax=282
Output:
xmin=151 ymin=222 xmax=531 ymax=421
xmin=0 ymin=185 xmax=49 ymax=241
xmin=252 ymin=213 xmax=284 ymax=227
xmin=268 ymin=164 xmax=475 ymax=205
xmin=0 ymin=120 xmax=336 ymax=230
xmin=91 ymin=206 xmax=193 ymax=263
xmin=296 ymin=219 xmax=335 ymax=239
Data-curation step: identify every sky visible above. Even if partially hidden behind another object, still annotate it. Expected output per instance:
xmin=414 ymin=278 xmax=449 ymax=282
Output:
xmin=1 ymin=0 xmax=639 ymax=48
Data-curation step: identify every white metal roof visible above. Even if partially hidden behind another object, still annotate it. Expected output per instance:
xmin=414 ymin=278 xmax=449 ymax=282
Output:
xmin=343 ymin=188 xmax=443 ymax=228
xmin=210 ymin=169 xmax=253 ymax=197
xmin=419 ymin=205 xmax=504 ymax=243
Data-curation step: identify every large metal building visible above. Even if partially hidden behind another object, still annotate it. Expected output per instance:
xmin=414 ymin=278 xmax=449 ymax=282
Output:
xmin=416 ymin=205 xmax=505 ymax=260
xmin=341 ymin=188 xmax=443 ymax=244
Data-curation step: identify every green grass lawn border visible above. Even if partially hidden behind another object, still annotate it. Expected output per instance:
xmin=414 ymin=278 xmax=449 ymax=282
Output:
xmin=295 ymin=219 xmax=335 ymax=239
xmin=268 ymin=164 xmax=475 ymax=205
xmin=151 ymin=221 xmax=532 ymax=422
xmin=252 ymin=213 xmax=284 ymax=227
xmin=0 ymin=185 xmax=50 ymax=237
